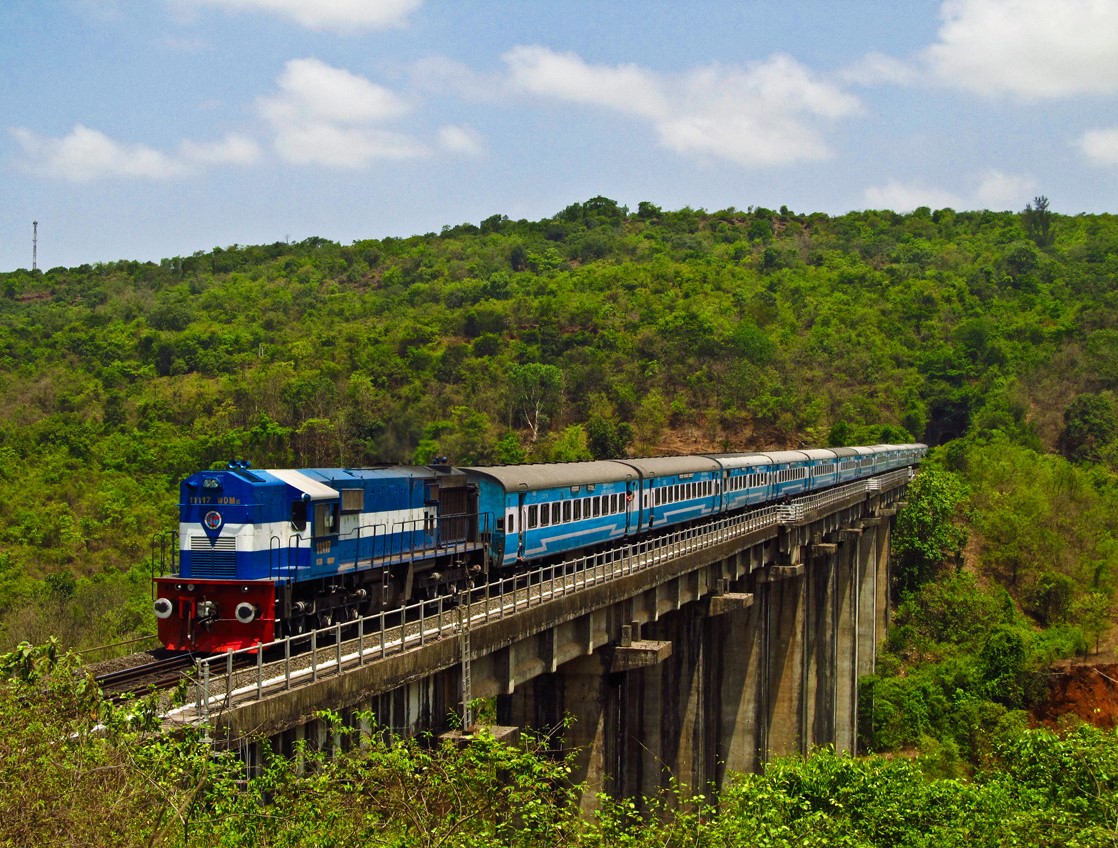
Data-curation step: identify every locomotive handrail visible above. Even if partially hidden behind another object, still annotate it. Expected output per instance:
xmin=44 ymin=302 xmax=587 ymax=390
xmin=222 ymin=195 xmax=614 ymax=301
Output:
xmin=183 ymin=469 xmax=916 ymax=721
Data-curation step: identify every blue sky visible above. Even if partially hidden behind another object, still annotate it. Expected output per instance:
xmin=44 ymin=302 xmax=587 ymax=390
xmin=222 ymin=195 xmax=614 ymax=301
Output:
xmin=2 ymin=0 xmax=1117 ymax=271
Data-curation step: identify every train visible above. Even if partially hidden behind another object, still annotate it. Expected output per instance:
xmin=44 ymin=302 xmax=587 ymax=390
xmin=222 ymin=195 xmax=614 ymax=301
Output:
xmin=153 ymin=443 xmax=926 ymax=652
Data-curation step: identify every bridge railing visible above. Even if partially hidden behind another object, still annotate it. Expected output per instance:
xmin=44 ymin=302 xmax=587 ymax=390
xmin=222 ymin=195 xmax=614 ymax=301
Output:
xmin=184 ymin=469 xmax=913 ymax=720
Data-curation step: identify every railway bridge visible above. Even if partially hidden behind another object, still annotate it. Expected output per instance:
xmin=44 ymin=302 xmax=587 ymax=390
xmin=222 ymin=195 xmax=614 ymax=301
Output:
xmin=168 ymin=468 xmax=910 ymax=802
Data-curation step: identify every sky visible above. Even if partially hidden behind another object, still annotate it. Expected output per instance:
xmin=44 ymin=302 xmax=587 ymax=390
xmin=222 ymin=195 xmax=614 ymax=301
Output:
xmin=2 ymin=0 xmax=1118 ymax=272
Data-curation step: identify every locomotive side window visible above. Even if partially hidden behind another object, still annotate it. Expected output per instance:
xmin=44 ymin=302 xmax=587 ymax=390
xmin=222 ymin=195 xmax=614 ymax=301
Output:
xmin=290 ymin=500 xmax=307 ymax=531
xmin=314 ymin=502 xmax=338 ymax=536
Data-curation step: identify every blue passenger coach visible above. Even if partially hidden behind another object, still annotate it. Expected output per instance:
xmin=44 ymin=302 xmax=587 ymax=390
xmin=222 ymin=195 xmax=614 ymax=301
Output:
xmin=619 ymin=455 xmax=722 ymax=532
xmin=463 ymin=461 xmax=639 ymax=567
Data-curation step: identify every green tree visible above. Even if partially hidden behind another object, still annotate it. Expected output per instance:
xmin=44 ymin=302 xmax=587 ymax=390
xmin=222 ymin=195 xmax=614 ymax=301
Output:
xmin=507 ymin=362 xmax=563 ymax=444
xmin=1062 ymin=392 xmax=1116 ymax=463
xmin=892 ymin=466 xmax=969 ymax=598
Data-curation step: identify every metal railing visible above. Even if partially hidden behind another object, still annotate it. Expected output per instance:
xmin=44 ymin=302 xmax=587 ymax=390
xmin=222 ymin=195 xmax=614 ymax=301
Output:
xmin=184 ymin=470 xmax=913 ymax=721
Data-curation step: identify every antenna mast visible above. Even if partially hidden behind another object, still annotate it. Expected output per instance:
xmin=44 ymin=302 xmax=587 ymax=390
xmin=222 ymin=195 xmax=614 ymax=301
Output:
xmin=32 ymin=221 xmax=38 ymax=271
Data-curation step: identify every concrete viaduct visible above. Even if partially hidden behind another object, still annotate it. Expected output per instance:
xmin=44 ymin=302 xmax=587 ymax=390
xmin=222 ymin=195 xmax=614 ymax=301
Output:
xmin=173 ymin=468 xmax=910 ymax=802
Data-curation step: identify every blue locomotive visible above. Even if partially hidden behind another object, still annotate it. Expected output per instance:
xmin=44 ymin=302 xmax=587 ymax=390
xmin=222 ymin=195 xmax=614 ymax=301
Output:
xmin=154 ymin=443 xmax=926 ymax=651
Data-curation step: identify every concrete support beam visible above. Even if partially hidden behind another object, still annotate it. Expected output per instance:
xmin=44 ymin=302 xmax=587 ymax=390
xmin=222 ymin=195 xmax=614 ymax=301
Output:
xmin=610 ymin=640 xmax=672 ymax=673
xmin=709 ymin=592 xmax=754 ymax=616
xmin=757 ymin=563 xmax=804 ymax=582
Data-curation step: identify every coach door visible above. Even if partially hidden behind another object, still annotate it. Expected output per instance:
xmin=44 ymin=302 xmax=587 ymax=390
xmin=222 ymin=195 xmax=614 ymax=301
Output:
xmin=514 ymin=493 xmax=526 ymax=561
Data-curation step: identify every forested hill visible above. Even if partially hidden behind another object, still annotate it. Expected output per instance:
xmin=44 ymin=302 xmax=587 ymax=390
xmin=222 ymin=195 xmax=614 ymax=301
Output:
xmin=0 ymin=197 xmax=1117 ymax=648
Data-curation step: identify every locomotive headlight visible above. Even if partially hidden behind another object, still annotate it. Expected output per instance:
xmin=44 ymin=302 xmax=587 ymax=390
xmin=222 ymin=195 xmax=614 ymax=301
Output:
xmin=202 ymin=477 xmax=220 ymax=489
xmin=235 ymin=602 xmax=259 ymax=624
xmin=154 ymin=598 xmax=173 ymax=620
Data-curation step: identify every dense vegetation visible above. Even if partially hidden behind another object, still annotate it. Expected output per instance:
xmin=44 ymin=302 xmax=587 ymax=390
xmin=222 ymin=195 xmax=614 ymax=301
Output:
xmin=1 ymin=197 xmax=1117 ymax=838
xmin=5 ymin=641 xmax=1118 ymax=847
xmin=1 ymin=198 xmax=1116 ymax=650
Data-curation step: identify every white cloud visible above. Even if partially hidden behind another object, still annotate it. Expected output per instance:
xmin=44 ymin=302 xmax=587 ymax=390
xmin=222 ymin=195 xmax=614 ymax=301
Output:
xmin=9 ymin=125 xmax=261 ymax=182
xmin=1080 ymin=127 xmax=1118 ymax=166
xmin=258 ymin=58 xmax=426 ymax=167
xmin=839 ymin=52 xmax=918 ymax=86
xmin=862 ymin=169 xmax=1037 ymax=211
xmin=180 ymin=134 xmax=262 ymax=166
xmin=503 ymin=46 xmax=860 ymax=167
xmin=974 ymin=169 xmax=1036 ymax=209
xmin=862 ymin=180 xmax=963 ymax=212
xmin=925 ymin=0 xmax=1118 ymax=98
xmin=186 ymin=0 xmax=422 ymax=32
xmin=437 ymin=125 xmax=484 ymax=156
xmin=259 ymin=58 xmax=410 ymax=126
xmin=504 ymin=45 xmax=666 ymax=118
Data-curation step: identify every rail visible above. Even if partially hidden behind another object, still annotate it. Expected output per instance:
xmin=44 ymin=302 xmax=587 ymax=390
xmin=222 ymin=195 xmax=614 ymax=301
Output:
xmin=185 ymin=468 xmax=913 ymax=720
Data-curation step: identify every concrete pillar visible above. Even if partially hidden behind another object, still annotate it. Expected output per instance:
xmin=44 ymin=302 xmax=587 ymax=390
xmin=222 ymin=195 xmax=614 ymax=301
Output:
xmin=834 ymin=529 xmax=860 ymax=754
xmin=764 ymin=568 xmax=806 ymax=758
xmin=876 ymin=516 xmax=894 ymax=633
xmin=505 ymin=653 xmax=615 ymax=813
xmin=856 ymin=523 xmax=879 ymax=680
xmin=715 ymin=577 xmax=764 ymax=779
xmin=630 ymin=610 xmax=709 ymax=798
xmin=805 ymin=546 xmax=837 ymax=750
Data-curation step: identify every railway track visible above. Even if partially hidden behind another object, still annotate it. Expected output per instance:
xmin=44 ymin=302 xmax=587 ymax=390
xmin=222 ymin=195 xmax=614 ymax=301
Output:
xmin=94 ymin=651 xmax=198 ymax=695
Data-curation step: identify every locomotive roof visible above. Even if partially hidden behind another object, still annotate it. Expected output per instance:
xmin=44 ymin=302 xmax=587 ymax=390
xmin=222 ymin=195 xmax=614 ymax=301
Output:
xmin=264 ymin=469 xmax=340 ymax=499
xmin=461 ymin=461 xmax=637 ymax=491
xmin=302 ymin=466 xmax=445 ymax=482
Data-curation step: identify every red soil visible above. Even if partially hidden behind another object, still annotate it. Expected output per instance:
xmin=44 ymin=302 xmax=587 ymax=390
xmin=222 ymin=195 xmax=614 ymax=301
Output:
xmin=1034 ymin=664 xmax=1118 ymax=730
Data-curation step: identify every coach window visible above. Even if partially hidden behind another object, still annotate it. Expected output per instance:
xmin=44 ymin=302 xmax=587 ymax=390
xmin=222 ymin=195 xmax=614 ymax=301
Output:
xmin=563 ymin=501 xmax=571 ymax=523
xmin=528 ymin=505 xmax=537 ymax=529
xmin=539 ymin=504 xmax=549 ymax=527
xmin=552 ymin=503 xmax=561 ymax=525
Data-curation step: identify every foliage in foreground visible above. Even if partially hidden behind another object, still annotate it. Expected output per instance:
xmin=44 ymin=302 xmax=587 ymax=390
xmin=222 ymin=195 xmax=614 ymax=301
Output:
xmin=4 ymin=641 xmax=1118 ymax=847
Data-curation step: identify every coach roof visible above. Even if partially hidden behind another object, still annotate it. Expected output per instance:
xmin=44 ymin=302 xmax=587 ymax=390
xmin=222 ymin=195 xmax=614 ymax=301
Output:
xmin=461 ymin=461 xmax=637 ymax=492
